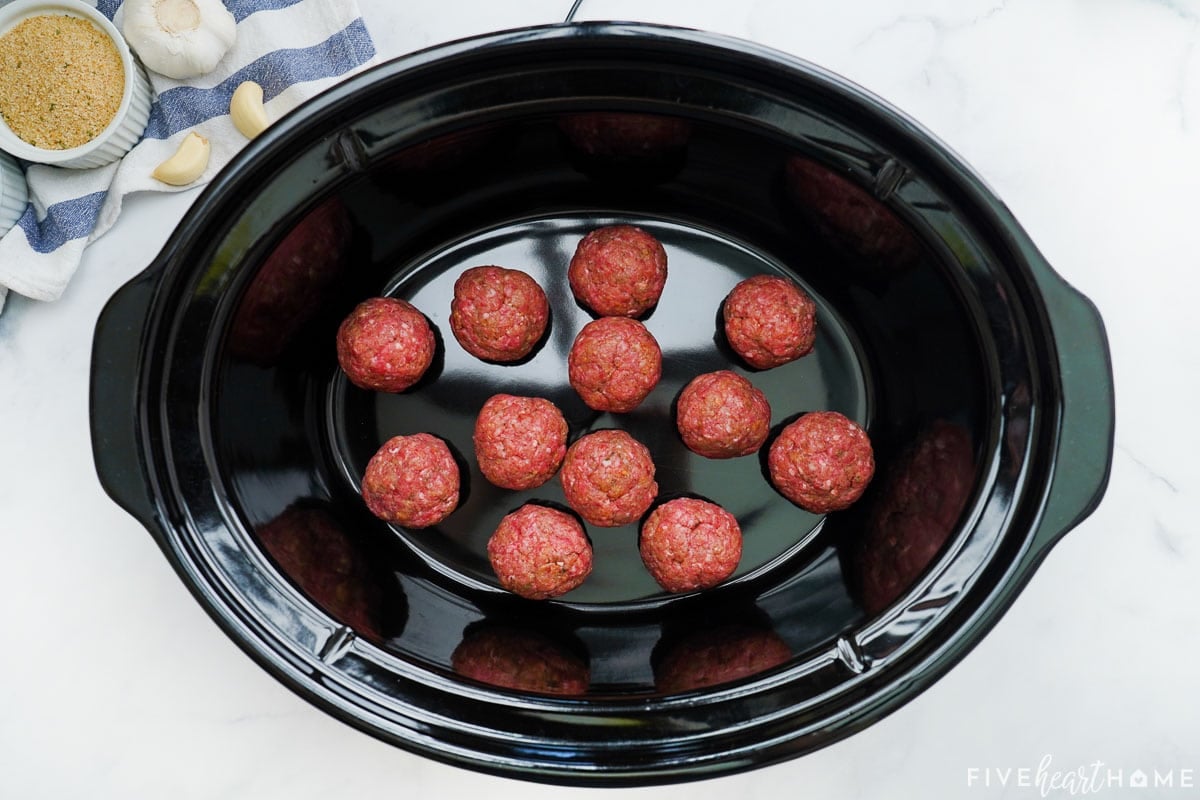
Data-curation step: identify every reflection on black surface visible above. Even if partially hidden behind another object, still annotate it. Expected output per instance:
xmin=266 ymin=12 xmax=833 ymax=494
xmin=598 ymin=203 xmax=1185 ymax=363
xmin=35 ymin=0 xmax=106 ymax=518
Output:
xmin=783 ymin=156 xmax=920 ymax=275
xmin=451 ymin=623 xmax=590 ymax=696
xmin=851 ymin=421 xmax=976 ymax=615
xmin=559 ymin=112 xmax=691 ymax=183
xmin=373 ymin=129 xmax=503 ymax=207
xmin=653 ymin=616 xmax=792 ymax=694
xmin=227 ymin=198 xmax=353 ymax=365
xmin=213 ymin=114 xmax=990 ymax=684
xmin=559 ymin=112 xmax=691 ymax=159
xmin=255 ymin=502 xmax=405 ymax=640
xmin=383 ymin=129 xmax=493 ymax=174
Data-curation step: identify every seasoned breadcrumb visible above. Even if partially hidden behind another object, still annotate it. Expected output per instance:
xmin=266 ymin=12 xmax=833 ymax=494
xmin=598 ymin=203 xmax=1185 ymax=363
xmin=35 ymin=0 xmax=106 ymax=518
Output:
xmin=0 ymin=14 xmax=124 ymax=149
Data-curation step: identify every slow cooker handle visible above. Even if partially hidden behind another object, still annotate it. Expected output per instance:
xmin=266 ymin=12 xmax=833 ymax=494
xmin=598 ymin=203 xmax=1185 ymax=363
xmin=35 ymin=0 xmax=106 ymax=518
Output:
xmin=1028 ymin=272 xmax=1115 ymax=556
xmin=90 ymin=268 xmax=162 ymax=535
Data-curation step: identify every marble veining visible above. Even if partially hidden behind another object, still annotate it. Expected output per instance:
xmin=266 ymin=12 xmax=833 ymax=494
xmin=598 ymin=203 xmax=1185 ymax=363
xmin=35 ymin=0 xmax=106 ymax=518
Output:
xmin=1119 ymin=444 xmax=1180 ymax=495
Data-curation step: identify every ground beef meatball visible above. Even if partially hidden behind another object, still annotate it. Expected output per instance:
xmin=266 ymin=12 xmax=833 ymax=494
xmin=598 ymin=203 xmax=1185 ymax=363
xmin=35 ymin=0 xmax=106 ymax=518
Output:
xmin=854 ymin=421 xmax=974 ymax=614
xmin=654 ymin=625 xmax=792 ymax=694
xmin=473 ymin=394 xmax=569 ymax=491
xmin=229 ymin=199 xmax=352 ymax=364
xmin=785 ymin=156 xmax=921 ymax=271
xmin=559 ymin=112 xmax=691 ymax=159
xmin=568 ymin=225 xmax=668 ymax=317
xmin=768 ymin=411 xmax=874 ymax=513
xmin=361 ymin=433 xmax=460 ymax=528
xmin=675 ymin=370 xmax=771 ymax=458
xmin=639 ymin=498 xmax=742 ymax=593
xmin=336 ymin=297 xmax=436 ymax=392
xmin=568 ymin=317 xmax=662 ymax=413
xmin=449 ymin=265 xmax=549 ymax=362
xmin=452 ymin=626 xmax=590 ymax=695
xmin=722 ymin=275 xmax=817 ymax=370
xmin=560 ymin=430 xmax=658 ymax=527
xmin=486 ymin=504 xmax=593 ymax=600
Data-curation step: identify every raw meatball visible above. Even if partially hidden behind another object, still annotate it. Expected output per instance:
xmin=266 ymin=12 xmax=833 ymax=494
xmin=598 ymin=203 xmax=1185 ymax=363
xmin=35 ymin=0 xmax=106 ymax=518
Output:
xmin=854 ymin=421 xmax=974 ymax=614
xmin=768 ymin=411 xmax=874 ymax=513
xmin=560 ymin=430 xmax=658 ymax=527
xmin=568 ymin=225 xmax=668 ymax=317
xmin=229 ymin=198 xmax=352 ymax=364
xmin=785 ymin=156 xmax=920 ymax=271
xmin=722 ymin=275 xmax=817 ymax=370
xmin=486 ymin=504 xmax=593 ymax=600
xmin=654 ymin=625 xmax=792 ymax=694
xmin=337 ymin=297 xmax=435 ymax=392
xmin=676 ymin=370 xmax=771 ymax=458
xmin=568 ymin=317 xmax=662 ymax=413
xmin=452 ymin=626 xmax=590 ymax=695
xmin=450 ymin=265 xmax=549 ymax=362
xmin=559 ymin=112 xmax=691 ymax=159
xmin=361 ymin=433 xmax=460 ymax=528
xmin=639 ymin=498 xmax=742 ymax=593
xmin=473 ymin=394 xmax=568 ymax=491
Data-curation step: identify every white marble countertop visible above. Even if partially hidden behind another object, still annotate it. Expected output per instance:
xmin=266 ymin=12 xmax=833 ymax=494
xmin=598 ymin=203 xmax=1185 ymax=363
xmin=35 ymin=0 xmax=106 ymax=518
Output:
xmin=1 ymin=1 xmax=1197 ymax=797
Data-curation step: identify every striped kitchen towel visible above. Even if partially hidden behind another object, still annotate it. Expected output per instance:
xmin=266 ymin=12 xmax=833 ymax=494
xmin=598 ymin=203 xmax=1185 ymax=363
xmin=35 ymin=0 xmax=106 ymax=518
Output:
xmin=0 ymin=0 xmax=376 ymax=315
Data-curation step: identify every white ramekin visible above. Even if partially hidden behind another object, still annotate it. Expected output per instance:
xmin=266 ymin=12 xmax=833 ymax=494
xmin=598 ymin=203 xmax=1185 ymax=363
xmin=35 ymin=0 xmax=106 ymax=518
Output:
xmin=0 ymin=0 xmax=152 ymax=169
xmin=0 ymin=150 xmax=29 ymax=236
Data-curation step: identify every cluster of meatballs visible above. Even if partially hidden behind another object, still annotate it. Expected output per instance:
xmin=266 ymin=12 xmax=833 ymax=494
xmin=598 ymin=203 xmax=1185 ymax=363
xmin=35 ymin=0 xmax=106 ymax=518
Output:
xmin=337 ymin=224 xmax=875 ymax=601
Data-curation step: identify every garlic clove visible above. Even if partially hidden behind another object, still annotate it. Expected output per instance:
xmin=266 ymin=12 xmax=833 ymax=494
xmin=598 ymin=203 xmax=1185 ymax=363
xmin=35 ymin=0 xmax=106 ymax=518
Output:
xmin=230 ymin=81 xmax=270 ymax=140
xmin=152 ymin=131 xmax=211 ymax=185
xmin=123 ymin=0 xmax=237 ymax=81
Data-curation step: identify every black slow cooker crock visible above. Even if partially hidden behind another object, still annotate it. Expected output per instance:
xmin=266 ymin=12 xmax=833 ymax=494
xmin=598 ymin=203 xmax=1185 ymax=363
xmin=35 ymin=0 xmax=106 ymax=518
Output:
xmin=90 ymin=23 xmax=1114 ymax=785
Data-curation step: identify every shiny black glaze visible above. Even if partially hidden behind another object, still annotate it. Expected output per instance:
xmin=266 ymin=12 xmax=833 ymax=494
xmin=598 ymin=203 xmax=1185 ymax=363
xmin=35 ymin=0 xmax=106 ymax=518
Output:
xmin=90 ymin=24 xmax=1114 ymax=785
xmin=213 ymin=115 xmax=983 ymax=674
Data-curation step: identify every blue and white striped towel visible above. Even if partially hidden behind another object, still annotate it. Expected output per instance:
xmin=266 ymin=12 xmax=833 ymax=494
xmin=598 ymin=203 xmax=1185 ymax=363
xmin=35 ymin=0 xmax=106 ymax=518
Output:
xmin=0 ymin=0 xmax=376 ymax=315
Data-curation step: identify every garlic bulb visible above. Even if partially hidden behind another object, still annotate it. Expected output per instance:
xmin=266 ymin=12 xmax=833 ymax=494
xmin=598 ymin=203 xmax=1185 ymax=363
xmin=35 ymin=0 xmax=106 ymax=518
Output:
xmin=122 ymin=0 xmax=237 ymax=80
